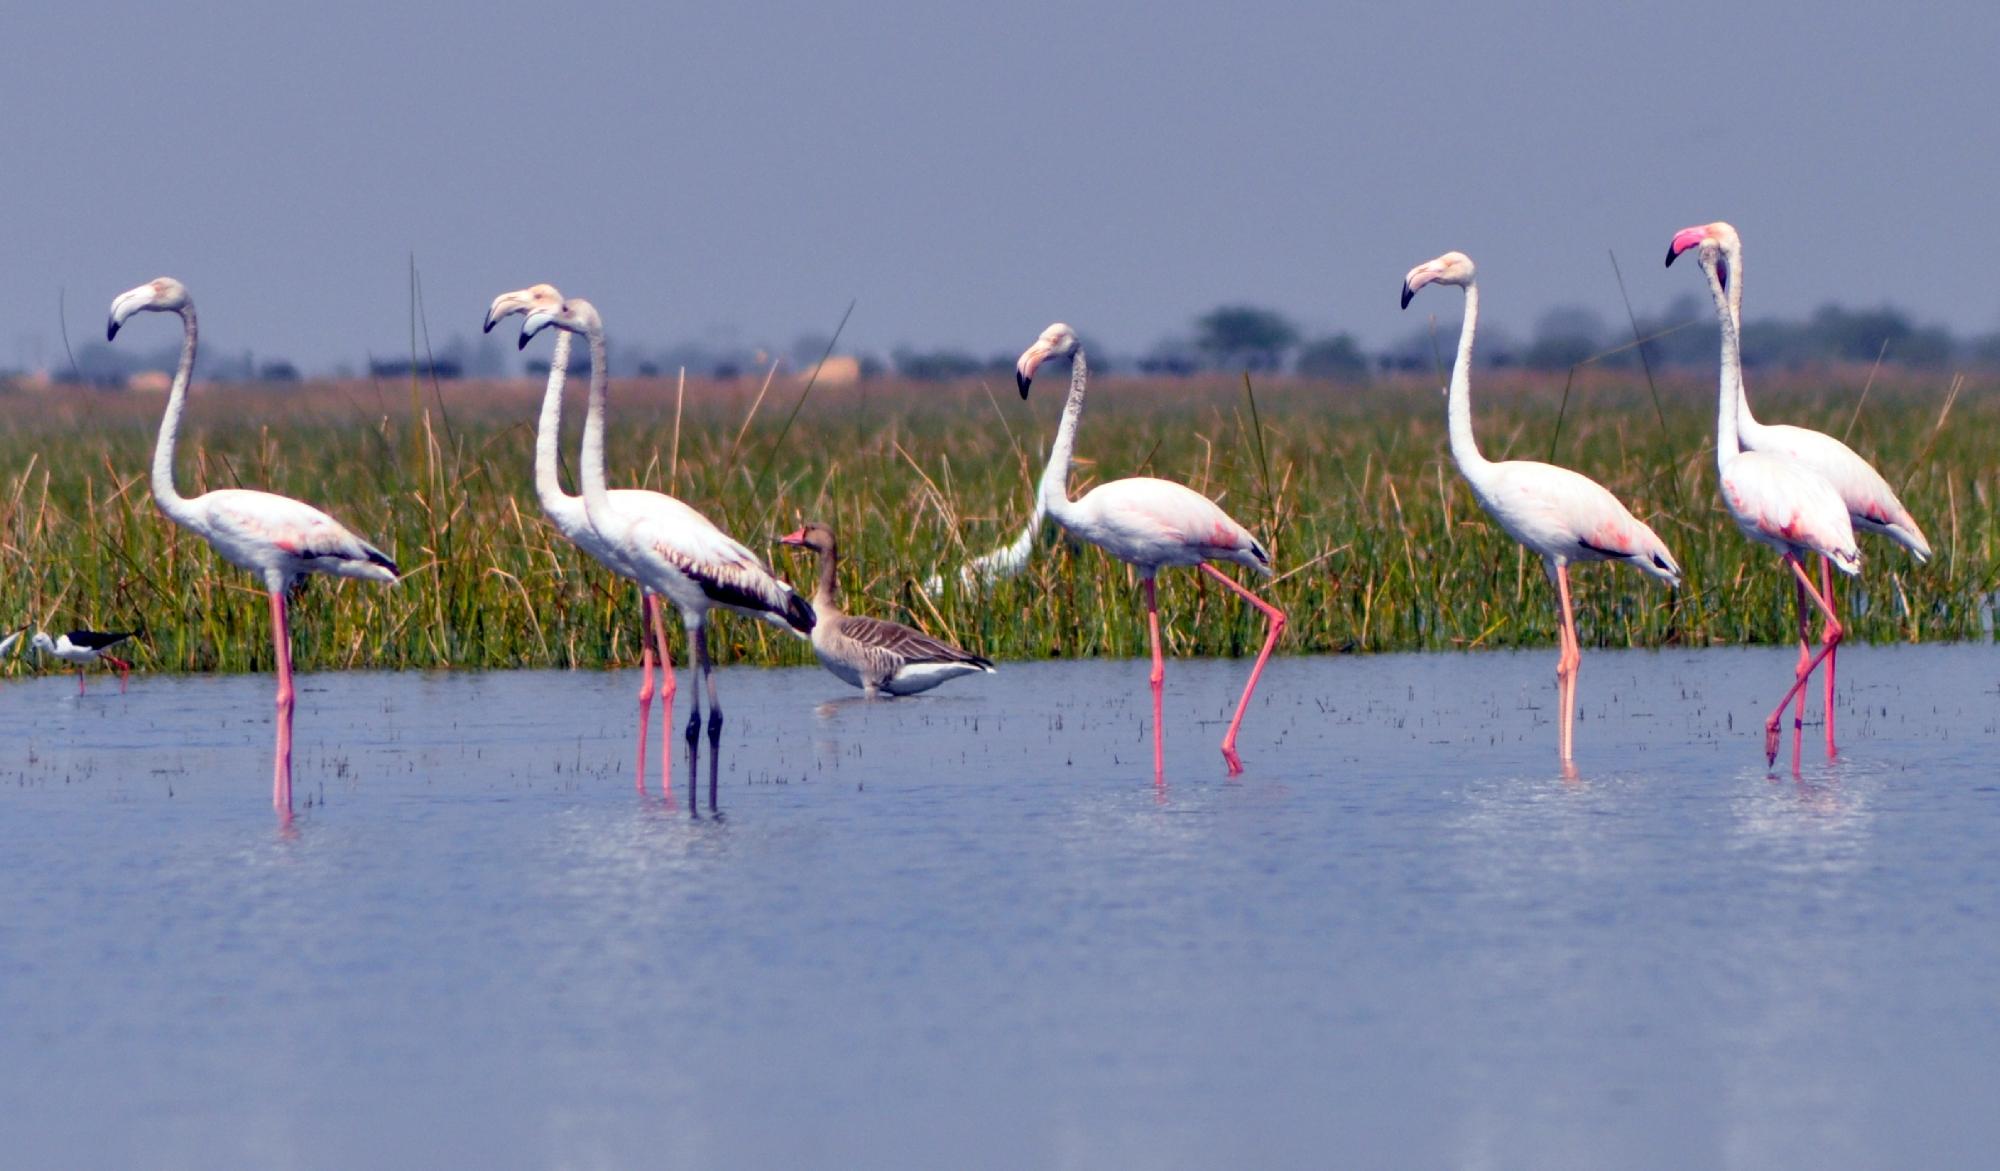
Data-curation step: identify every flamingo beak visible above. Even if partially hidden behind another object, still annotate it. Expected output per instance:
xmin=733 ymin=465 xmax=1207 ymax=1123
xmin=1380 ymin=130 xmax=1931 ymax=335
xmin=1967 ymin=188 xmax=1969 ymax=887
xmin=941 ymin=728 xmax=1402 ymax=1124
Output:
xmin=1400 ymin=267 xmax=1438 ymax=310
xmin=1664 ymin=226 xmax=1707 ymax=268
xmin=106 ymin=284 xmax=154 ymax=341
xmin=483 ymin=299 xmax=515 ymax=334
xmin=519 ymin=307 xmax=556 ymax=350
xmin=1015 ymin=344 xmax=1050 ymax=398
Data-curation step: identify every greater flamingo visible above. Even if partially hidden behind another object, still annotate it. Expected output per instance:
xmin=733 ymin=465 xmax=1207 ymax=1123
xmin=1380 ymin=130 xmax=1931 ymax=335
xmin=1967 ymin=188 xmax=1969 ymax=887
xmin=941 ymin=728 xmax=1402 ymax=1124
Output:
xmin=520 ymin=297 xmax=813 ymax=758
xmin=30 ymin=629 xmax=139 ymax=694
xmin=1401 ymin=253 xmax=1681 ymax=764
xmin=109 ymin=278 xmax=397 ymax=812
xmin=1667 ymin=230 xmax=1861 ymax=763
xmin=487 ymin=283 xmax=682 ymax=793
xmin=778 ymin=522 xmax=995 ymax=697
xmin=1014 ymin=323 xmax=1285 ymax=778
xmin=1667 ymin=222 xmax=1928 ymax=748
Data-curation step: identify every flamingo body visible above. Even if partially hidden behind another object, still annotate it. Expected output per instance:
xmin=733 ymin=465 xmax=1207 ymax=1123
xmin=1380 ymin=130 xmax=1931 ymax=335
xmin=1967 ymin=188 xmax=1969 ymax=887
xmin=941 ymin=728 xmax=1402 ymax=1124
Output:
xmin=1468 ymin=460 xmax=1681 ymax=582
xmin=1061 ymin=476 xmax=1270 ymax=575
xmin=1718 ymin=452 xmax=1861 ymax=571
xmin=180 ymin=488 xmax=397 ymax=587
xmin=1737 ymin=420 xmax=1927 ymax=558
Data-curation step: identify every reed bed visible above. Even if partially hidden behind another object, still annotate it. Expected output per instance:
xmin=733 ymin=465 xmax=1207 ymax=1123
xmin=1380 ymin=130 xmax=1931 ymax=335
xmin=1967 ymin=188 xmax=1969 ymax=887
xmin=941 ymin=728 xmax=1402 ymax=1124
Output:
xmin=1 ymin=365 xmax=1993 ymax=675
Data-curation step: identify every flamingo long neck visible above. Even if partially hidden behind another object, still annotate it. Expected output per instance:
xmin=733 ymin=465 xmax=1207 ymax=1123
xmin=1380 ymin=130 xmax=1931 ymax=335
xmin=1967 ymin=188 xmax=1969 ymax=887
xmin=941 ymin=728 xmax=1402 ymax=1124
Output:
xmin=151 ymin=306 xmax=201 ymax=526
xmin=577 ymin=325 xmax=616 ymax=528
xmin=1722 ymin=236 xmax=1761 ymax=434
xmin=532 ymin=331 xmax=577 ymax=517
xmin=1445 ymin=280 xmax=1491 ymax=478
xmin=1706 ymin=257 xmax=1744 ymax=469
xmin=1036 ymin=349 xmax=1088 ymax=528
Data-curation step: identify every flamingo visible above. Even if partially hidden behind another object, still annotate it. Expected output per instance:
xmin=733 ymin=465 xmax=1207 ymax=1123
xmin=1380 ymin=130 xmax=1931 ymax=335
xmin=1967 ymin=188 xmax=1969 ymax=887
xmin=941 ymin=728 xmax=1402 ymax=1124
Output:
xmin=486 ymin=283 xmax=684 ymax=794
xmin=520 ymin=297 xmax=813 ymax=759
xmin=1013 ymin=323 xmax=1285 ymax=778
xmin=1667 ymin=230 xmax=1861 ymax=763
xmin=109 ymin=278 xmax=398 ymax=813
xmin=30 ymin=629 xmax=139 ymax=694
xmin=778 ymin=521 xmax=995 ymax=697
xmin=1667 ymin=222 xmax=1928 ymax=749
xmin=1401 ymin=253 xmax=1681 ymax=765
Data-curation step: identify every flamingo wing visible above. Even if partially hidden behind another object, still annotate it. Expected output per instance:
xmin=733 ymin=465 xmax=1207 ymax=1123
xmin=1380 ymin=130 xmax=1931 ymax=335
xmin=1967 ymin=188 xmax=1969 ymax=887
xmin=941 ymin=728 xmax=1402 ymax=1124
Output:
xmin=641 ymin=515 xmax=814 ymax=632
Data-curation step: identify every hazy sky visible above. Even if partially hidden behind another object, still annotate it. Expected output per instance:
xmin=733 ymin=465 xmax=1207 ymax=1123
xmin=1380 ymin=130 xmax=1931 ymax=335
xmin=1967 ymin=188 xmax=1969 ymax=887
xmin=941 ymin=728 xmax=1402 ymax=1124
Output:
xmin=9 ymin=1 xmax=1999 ymax=372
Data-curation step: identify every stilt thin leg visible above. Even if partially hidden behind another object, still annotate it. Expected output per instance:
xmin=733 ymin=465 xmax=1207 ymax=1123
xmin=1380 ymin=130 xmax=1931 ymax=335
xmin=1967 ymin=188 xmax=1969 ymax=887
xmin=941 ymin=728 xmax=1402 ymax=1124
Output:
xmin=269 ymin=588 xmax=296 ymax=815
xmin=107 ymin=655 xmax=131 ymax=694
xmin=1554 ymin=563 xmax=1581 ymax=764
xmin=1198 ymin=562 xmax=1288 ymax=776
xmin=1764 ymin=553 xmax=1842 ymax=764
xmin=75 ymin=667 xmax=86 ymax=696
xmin=1820 ymin=557 xmax=1838 ymax=757
xmin=1143 ymin=576 xmax=1165 ymax=783
xmin=636 ymin=592 xmax=657 ymax=794
xmin=652 ymin=591 xmax=677 ymax=795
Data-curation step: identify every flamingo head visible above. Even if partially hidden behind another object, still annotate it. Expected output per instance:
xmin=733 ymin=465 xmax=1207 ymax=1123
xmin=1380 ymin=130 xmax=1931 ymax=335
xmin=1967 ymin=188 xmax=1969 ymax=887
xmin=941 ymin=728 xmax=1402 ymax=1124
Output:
xmin=484 ymin=283 xmax=563 ymax=334
xmin=1664 ymin=222 xmax=1738 ymax=290
xmin=777 ymin=521 xmax=837 ymax=555
xmin=1400 ymin=252 xmax=1475 ymax=309
xmin=1015 ymin=322 xmax=1080 ymax=398
xmin=107 ymin=277 xmax=191 ymax=341
xmin=519 ymin=297 xmax=602 ymax=350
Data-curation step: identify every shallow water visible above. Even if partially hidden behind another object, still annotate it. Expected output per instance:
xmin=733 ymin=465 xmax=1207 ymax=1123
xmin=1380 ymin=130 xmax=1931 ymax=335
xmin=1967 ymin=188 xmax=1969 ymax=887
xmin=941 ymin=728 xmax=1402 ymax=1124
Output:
xmin=3 ymin=644 xmax=1997 ymax=1169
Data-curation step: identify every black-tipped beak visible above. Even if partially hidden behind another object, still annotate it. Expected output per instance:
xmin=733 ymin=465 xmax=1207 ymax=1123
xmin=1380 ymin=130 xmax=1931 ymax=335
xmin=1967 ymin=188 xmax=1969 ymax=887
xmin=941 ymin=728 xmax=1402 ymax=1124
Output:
xmin=518 ymin=332 xmax=530 ymax=351
xmin=482 ymin=317 xmax=497 ymax=334
xmin=106 ymin=319 xmax=121 ymax=342
xmin=1664 ymin=244 xmax=1680 ymax=268
xmin=1016 ymin=370 xmax=1031 ymax=399
xmin=1400 ymin=282 xmax=1415 ymax=310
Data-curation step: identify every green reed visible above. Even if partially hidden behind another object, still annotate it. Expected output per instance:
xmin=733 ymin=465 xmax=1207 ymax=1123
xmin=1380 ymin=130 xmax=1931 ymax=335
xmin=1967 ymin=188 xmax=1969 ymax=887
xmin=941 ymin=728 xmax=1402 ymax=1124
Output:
xmin=0 ymin=365 xmax=1993 ymax=676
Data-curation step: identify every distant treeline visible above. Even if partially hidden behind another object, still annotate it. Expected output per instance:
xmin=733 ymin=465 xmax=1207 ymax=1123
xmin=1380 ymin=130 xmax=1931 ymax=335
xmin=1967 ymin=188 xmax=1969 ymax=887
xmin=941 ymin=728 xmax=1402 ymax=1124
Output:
xmin=17 ymin=295 xmax=1994 ymax=388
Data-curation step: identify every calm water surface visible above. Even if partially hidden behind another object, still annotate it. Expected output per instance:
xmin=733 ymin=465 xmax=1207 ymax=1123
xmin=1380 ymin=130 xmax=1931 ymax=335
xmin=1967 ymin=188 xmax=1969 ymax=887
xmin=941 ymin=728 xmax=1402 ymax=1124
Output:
xmin=3 ymin=645 xmax=1997 ymax=1169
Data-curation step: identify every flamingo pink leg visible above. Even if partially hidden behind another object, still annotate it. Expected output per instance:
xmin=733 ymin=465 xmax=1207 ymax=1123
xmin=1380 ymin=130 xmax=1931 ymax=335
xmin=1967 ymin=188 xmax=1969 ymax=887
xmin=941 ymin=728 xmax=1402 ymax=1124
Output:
xmin=1820 ymin=556 xmax=1838 ymax=756
xmin=269 ymin=589 xmax=295 ymax=814
xmin=1554 ymin=563 xmax=1581 ymax=764
xmin=1199 ymin=562 xmax=1288 ymax=776
xmin=651 ymin=590 xmax=676 ymax=795
xmin=1143 ymin=576 xmax=1165 ymax=782
xmin=1764 ymin=553 xmax=1842 ymax=764
xmin=635 ymin=591 xmax=657 ymax=793
xmin=1792 ymin=569 xmax=1814 ymax=726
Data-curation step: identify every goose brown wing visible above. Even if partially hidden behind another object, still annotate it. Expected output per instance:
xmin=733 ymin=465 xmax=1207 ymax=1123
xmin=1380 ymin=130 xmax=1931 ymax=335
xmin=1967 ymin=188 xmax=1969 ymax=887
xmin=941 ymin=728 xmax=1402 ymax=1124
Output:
xmin=837 ymin=614 xmax=991 ymax=668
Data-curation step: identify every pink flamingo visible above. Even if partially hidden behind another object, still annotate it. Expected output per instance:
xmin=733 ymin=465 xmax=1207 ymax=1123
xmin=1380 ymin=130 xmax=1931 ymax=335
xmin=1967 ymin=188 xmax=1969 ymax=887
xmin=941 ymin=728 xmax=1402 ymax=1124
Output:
xmin=1667 ymin=230 xmax=1862 ymax=763
xmin=487 ymin=284 xmax=682 ymax=794
xmin=1014 ymin=323 xmax=1285 ymax=778
xmin=1401 ymin=253 xmax=1681 ymax=764
xmin=1668 ymin=222 xmax=1928 ymax=750
xmin=109 ymin=278 xmax=398 ymax=813
xmin=520 ymin=298 xmax=813 ymax=759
